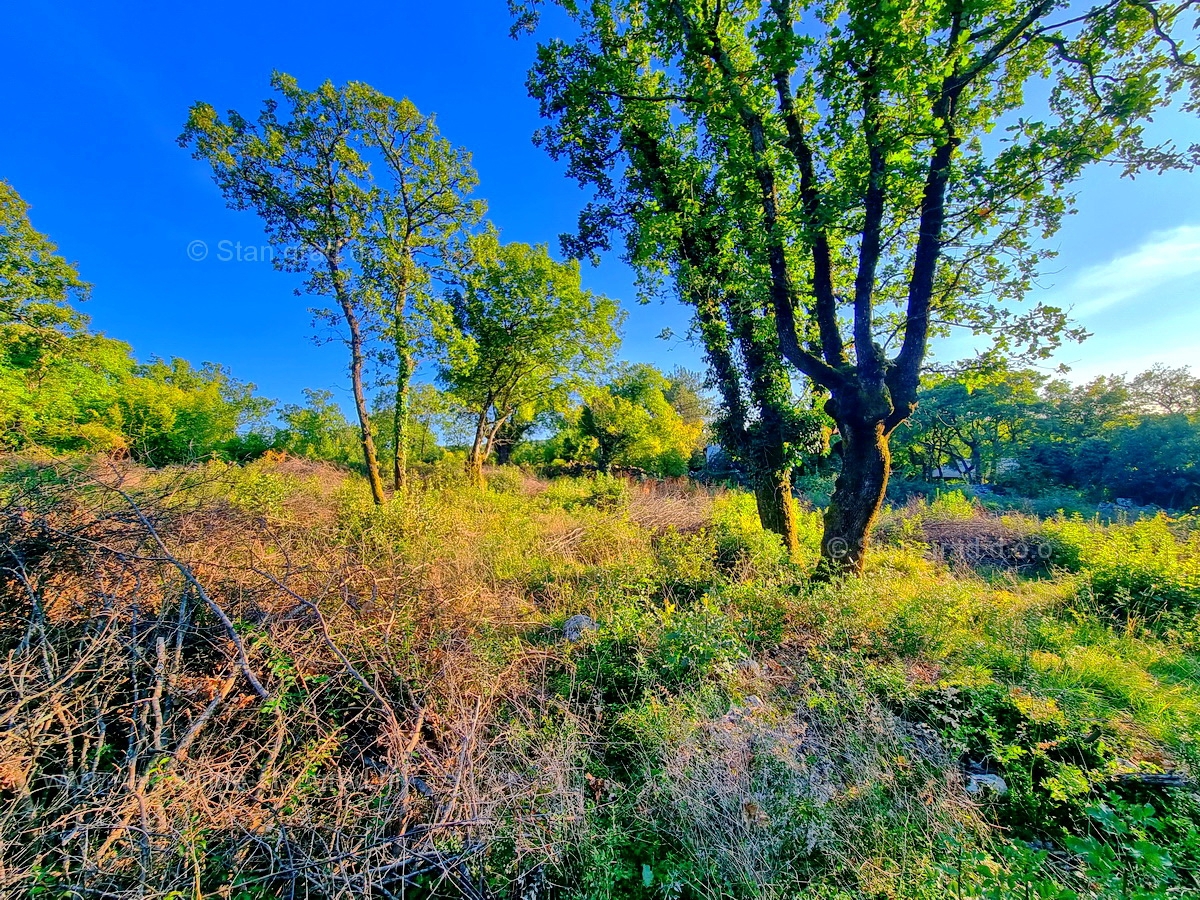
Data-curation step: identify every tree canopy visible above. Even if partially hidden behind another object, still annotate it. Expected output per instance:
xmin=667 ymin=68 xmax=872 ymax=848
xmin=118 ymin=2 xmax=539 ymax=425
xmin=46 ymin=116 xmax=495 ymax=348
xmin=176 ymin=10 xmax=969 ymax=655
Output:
xmin=518 ymin=0 xmax=1199 ymax=571
xmin=182 ymin=74 xmax=484 ymax=501
xmin=433 ymin=231 xmax=623 ymax=484
xmin=576 ymin=363 xmax=709 ymax=476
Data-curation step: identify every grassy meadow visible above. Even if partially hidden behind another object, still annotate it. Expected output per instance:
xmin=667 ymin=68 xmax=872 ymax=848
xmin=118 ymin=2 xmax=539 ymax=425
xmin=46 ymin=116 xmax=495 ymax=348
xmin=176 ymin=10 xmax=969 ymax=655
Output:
xmin=2 ymin=454 xmax=1199 ymax=899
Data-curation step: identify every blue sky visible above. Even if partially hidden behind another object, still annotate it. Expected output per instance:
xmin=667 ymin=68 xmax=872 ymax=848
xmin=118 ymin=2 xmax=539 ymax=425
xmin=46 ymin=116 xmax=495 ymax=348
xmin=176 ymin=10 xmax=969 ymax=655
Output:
xmin=5 ymin=1 xmax=1198 ymax=412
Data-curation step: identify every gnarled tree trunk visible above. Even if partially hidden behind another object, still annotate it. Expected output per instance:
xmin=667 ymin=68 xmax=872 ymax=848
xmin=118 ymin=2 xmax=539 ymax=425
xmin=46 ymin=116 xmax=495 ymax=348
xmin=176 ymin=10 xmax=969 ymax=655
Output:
xmin=816 ymin=380 xmax=898 ymax=578
xmin=819 ymin=417 xmax=890 ymax=576
xmin=753 ymin=467 xmax=800 ymax=556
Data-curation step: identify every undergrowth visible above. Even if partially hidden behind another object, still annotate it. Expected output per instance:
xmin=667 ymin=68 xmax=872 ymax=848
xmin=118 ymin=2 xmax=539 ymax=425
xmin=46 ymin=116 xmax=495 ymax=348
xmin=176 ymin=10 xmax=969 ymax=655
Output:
xmin=2 ymin=456 xmax=1198 ymax=898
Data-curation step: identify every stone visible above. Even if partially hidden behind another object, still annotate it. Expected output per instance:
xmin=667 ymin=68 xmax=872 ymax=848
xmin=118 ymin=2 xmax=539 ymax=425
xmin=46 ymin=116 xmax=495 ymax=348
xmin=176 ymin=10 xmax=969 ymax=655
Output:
xmin=966 ymin=773 xmax=1008 ymax=796
xmin=735 ymin=658 xmax=764 ymax=677
xmin=563 ymin=614 xmax=598 ymax=642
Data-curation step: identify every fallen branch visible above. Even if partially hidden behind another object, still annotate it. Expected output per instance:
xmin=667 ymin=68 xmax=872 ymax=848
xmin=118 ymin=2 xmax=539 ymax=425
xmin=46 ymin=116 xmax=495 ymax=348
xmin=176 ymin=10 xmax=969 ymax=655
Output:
xmin=97 ymin=476 xmax=269 ymax=700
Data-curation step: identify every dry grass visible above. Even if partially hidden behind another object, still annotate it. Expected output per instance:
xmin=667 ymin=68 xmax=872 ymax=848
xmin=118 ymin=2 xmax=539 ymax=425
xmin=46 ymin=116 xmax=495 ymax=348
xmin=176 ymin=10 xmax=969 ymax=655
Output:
xmin=0 ymin=457 xmax=1054 ymax=900
xmin=625 ymin=476 xmax=721 ymax=535
xmin=0 ymin=458 xmax=594 ymax=898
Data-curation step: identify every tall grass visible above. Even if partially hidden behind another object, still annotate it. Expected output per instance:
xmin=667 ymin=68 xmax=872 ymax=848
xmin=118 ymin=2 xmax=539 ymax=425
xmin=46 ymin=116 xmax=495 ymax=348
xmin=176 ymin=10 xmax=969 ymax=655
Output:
xmin=2 ymin=454 xmax=1199 ymax=898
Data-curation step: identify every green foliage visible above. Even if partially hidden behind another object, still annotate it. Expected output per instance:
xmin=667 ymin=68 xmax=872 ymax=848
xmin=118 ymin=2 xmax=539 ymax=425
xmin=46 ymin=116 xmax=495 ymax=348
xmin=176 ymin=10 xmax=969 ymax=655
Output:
xmin=710 ymin=491 xmax=821 ymax=576
xmin=1044 ymin=516 xmax=1200 ymax=625
xmin=928 ymin=490 xmax=978 ymax=522
xmin=0 ymin=325 xmax=271 ymax=465
xmin=894 ymin=364 xmax=1200 ymax=511
xmin=541 ymin=472 xmax=630 ymax=512
xmin=564 ymin=363 xmax=707 ymax=477
xmin=519 ymin=0 xmax=1198 ymax=566
xmin=655 ymin=596 xmax=748 ymax=685
xmin=432 ymin=230 xmax=623 ymax=477
xmin=0 ymin=179 xmax=90 ymax=331
xmin=182 ymin=73 xmax=484 ymax=499
xmin=939 ymin=795 xmax=1200 ymax=900
xmin=275 ymin=388 xmax=360 ymax=465
xmin=483 ymin=464 xmax=526 ymax=496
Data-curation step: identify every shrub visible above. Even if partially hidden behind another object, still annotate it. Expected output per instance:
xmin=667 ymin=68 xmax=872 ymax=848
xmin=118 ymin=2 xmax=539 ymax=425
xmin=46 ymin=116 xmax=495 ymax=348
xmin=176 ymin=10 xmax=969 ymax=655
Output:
xmin=542 ymin=472 xmax=630 ymax=512
xmin=710 ymin=492 xmax=791 ymax=578
xmin=1044 ymin=515 xmax=1200 ymax=623
xmin=655 ymin=597 xmax=748 ymax=685
xmin=484 ymin=464 xmax=526 ymax=495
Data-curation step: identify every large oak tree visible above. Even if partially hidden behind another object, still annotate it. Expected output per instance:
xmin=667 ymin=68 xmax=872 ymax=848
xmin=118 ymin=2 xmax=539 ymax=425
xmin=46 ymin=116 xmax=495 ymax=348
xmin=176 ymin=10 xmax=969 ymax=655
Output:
xmin=517 ymin=0 xmax=1198 ymax=573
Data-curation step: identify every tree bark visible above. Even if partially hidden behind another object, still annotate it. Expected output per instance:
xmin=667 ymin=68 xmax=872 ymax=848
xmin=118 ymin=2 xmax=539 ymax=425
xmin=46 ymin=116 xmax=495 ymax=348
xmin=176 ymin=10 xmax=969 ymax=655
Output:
xmin=819 ymin=415 xmax=891 ymax=577
xmin=392 ymin=342 xmax=412 ymax=491
xmin=331 ymin=265 xmax=386 ymax=506
xmin=468 ymin=408 xmax=489 ymax=489
xmin=391 ymin=270 xmax=411 ymax=492
xmin=753 ymin=467 xmax=800 ymax=556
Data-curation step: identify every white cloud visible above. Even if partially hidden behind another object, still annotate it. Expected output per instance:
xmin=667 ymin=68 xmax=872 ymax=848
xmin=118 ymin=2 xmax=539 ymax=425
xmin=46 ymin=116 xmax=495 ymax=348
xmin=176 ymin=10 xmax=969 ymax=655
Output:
xmin=1062 ymin=224 xmax=1200 ymax=316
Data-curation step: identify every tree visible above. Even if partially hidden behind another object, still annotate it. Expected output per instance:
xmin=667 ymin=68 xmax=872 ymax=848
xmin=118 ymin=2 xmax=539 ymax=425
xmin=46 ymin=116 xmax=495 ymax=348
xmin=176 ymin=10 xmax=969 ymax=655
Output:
xmin=575 ymin=363 xmax=707 ymax=475
xmin=358 ymin=100 xmax=484 ymax=490
xmin=117 ymin=358 xmax=272 ymax=464
xmin=276 ymin=388 xmax=360 ymax=464
xmin=434 ymin=232 xmax=622 ymax=486
xmin=1 ymin=181 xmax=272 ymax=463
xmin=892 ymin=365 xmax=1044 ymax=483
xmin=1083 ymin=415 xmax=1200 ymax=508
xmin=519 ymin=0 xmax=1198 ymax=573
xmin=1129 ymin=364 xmax=1200 ymax=415
xmin=663 ymin=366 xmax=717 ymax=427
xmin=183 ymin=74 xmax=475 ymax=503
xmin=1 ymin=179 xmax=90 ymax=334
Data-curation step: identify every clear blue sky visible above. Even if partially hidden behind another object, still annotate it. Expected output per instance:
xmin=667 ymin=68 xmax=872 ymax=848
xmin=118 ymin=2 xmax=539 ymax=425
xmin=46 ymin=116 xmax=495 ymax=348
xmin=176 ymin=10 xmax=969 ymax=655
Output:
xmin=5 ymin=1 xmax=1198 ymax=411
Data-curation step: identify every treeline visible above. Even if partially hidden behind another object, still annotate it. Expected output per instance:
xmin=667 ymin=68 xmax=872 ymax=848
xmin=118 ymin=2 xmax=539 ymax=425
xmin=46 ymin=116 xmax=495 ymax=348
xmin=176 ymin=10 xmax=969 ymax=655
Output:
xmin=2 ymin=176 xmax=706 ymax=474
xmin=892 ymin=363 xmax=1200 ymax=509
xmin=8 ymin=169 xmax=1199 ymax=509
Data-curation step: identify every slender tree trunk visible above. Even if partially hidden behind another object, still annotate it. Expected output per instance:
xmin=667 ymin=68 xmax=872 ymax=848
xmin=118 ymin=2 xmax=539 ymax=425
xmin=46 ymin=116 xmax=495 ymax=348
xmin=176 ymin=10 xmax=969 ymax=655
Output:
xmin=391 ymin=271 xmax=411 ymax=492
xmin=468 ymin=410 xmax=489 ymax=489
xmin=819 ymin=416 xmax=891 ymax=577
xmin=753 ymin=466 xmax=800 ymax=555
xmin=392 ymin=343 xmax=412 ymax=491
xmin=331 ymin=266 xmax=386 ymax=506
xmin=344 ymin=306 xmax=386 ymax=505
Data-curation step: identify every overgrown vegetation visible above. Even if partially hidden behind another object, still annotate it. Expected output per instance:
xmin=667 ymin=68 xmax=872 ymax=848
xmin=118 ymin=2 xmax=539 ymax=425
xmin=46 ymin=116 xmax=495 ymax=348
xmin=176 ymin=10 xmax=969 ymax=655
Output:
xmin=5 ymin=6 xmax=1200 ymax=894
xmin=4 ymin=455 xmax=1199 ymax=898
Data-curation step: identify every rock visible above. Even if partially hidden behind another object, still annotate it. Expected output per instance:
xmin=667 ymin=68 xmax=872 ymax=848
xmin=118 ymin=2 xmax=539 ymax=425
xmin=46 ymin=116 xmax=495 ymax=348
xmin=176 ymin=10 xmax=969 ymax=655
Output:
xmin=966 ymin=773 xmax=1008 ymax=796
xmin=723 ymin=694 xmax=765 ymax=724
xmin=563 ymin=614 xmax=598 ymax=642
xmin=1115 ymin=497 xmax=1135 ymax=509
xmin=735 ymin=658 xmax=764 ymax=677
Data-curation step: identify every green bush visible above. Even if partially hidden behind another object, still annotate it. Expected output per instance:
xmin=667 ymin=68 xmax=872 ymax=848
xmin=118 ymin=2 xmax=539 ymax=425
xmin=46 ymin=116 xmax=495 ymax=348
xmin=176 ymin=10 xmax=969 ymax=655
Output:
xmin=710 ymin=492 xmax=792 ymax=577
xmin=485 ymin=464 xmax=526 ymax=495
xmin=542 ymin=472 xmax=630 ymax=511
xmin=1044 ymin=515 xmax=1200 ymax=624
xmin=652 ymin=526 xmax=719 ymax=604
xmin=654 ymin=597 xmax=748 ymax=685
